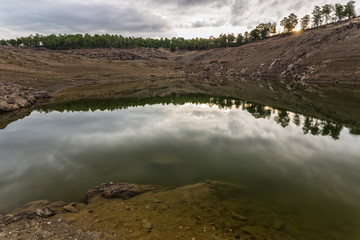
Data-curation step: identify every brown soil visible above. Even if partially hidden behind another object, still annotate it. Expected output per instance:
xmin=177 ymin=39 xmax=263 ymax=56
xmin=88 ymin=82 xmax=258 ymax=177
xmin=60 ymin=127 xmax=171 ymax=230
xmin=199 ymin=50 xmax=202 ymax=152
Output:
xmin=1 ymin=17 xmax=360 ymax=112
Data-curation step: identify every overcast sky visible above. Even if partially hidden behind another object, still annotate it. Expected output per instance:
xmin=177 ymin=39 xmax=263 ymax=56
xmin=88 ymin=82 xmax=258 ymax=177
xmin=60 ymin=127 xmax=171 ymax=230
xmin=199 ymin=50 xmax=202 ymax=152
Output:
xmin=0 ymin=0 xmax=358 ymax=39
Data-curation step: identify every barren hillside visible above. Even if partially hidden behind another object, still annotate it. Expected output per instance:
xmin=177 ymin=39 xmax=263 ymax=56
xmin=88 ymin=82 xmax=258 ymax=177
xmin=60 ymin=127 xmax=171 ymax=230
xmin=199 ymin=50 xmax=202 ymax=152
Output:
xmin=1 ymin=17 xmax=360 ymax=112
xmin=186 ymin=17 xmax=360 ymax=84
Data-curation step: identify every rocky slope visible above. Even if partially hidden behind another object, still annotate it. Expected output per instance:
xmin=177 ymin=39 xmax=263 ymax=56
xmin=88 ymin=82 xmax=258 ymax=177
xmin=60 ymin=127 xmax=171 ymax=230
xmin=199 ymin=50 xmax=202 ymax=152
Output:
xmin=1 ymin=17 xmax=360 ymax=112
xmin=187 ymin=17 xmax=360 ymax=84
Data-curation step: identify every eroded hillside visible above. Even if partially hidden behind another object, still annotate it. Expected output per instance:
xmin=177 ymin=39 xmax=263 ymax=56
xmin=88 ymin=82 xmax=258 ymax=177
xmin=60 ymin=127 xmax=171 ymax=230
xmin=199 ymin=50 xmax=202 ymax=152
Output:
xmin=1 ymin=17 xmax=360 ymax=112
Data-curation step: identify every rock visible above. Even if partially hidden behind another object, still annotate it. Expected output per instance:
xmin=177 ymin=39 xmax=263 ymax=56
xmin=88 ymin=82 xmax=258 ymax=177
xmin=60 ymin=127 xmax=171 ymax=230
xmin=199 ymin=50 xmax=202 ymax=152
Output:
xmin=269 ymin=58 xmax=281 ymax=69
xmin=63 ymin=205 xmax=78 ymax=213
xmin=287 ymin=64 xmax=295 ymax=71
xmin=85 ymin=182 xmax=157 ymax=201
xmin=34 ymin=91 xmax=50 ymax=99
xmin=240 ymin=234 xmax=253 ymax=240
xmin=231 ymin=213 xmax=247 ymax=221
xmin=149 ymin=198 xmax=164 ymax=203
xmin=123 ymin=205 xmax=131 ymax=210
xmin=36 ymin=208 xmax=56 ymax=218
xmin=141 ymin=219 xmax=152 ymax=232
xmin=0 ymin=82 xmax=38 ymax=112
xmin=159 ymin=205 xmax=169 ymax=210
xmin=273 ymin=220 xmax=285 ymax=230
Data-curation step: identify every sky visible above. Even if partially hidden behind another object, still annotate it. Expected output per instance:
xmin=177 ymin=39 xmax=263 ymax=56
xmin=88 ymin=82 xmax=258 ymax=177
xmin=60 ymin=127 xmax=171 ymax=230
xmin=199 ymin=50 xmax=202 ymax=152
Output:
xmin=0 ymin=0 xmax=358 ymax=39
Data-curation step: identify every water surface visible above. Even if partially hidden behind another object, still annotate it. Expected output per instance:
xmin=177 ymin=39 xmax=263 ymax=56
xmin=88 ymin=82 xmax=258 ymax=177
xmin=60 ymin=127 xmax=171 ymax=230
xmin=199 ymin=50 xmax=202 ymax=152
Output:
xmin=0 ymin=95 xmax=359 ymax=239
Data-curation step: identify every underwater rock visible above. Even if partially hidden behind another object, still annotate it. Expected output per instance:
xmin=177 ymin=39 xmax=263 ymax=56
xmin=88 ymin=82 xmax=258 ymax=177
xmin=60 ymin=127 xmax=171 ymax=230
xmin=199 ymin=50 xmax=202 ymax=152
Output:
xmin=273 ymin=219 xmax=285 ymax=230
xmin=141 ymin=219 xmax=152 ymax=232
xmin=85 ymin=182 xmax=157 ymax=201
xmin=231 ymin=213 xmax=247 ymax=221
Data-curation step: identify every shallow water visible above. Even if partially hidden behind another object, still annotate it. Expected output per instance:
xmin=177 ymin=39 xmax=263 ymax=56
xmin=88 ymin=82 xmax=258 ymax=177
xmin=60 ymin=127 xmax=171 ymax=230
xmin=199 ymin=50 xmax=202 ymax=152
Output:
xmin=1 ymin=95 xmax=360 ymax=239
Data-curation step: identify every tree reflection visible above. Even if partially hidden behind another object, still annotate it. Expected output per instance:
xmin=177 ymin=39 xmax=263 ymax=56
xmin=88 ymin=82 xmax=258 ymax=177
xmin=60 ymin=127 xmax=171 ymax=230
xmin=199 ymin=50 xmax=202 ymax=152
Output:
xmin=274 ymin=110 xmax=291 ymax=128
xmin=293 ymin=114 xmax=301 ymax=126
xmin=242 ymin=103 xmax=271 ymax=119
xmin=349 ymin=127 xmax=360 ymax=135
xmin=37 ymin=94 xmax=357 ymax=140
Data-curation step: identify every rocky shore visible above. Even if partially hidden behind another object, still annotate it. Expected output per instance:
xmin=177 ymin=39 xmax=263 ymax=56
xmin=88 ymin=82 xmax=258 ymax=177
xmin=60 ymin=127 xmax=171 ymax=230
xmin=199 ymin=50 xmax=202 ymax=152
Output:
xmin=0 ymin=82 xmax=49 ymax=112
xmin=0 ymin=181 xmax=294 ymax=240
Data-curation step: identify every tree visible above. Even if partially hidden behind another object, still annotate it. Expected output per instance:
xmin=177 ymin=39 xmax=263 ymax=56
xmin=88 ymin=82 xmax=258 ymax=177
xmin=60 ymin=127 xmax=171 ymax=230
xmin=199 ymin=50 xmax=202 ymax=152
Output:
xmin=8 ymin=39 xmax=17 ymax=46
xmin=335 ymin=4 xmax=345 ymax=21
xmin=300 ymin=14 xmax=311 ymax=30
xmin=322 ymin=4 xmax=334 ymax=24
xmin=236 ymin=33 xmax=244 ymax=46
xmin=270 ymin=23 xmax=277 ymax=35
xmin=33 ymin=34 xmax=41 ymax=47
xmin=250 ymin=28 xmax=261 ymax=40
xmin=169 ymin=41 xmax=176 ymax=52
xmin=244 ymin=31 xmax=251 ymax=43
xmin=219 ymin=34 xmax=228 ymax=47
xmin=227 ymin=33 xmax=235 ymax=47
xmin=0 ymin=39 xmax=7 ymax=45
xmin=312 ymin=6 xmax=323 ymax=27
xmin=344 ymin=0 xmax=356 ymax=19
xmin=280 ymin=13 xmax=298 ymax=33
xmin=255 ymin=23 xmax=272 ymax=38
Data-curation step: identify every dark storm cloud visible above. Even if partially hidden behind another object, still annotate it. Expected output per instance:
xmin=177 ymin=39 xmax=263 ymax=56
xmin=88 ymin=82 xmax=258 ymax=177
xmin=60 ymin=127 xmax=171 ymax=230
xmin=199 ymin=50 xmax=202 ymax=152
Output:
xmin=0 ymin=0 xmax=170 ymax=35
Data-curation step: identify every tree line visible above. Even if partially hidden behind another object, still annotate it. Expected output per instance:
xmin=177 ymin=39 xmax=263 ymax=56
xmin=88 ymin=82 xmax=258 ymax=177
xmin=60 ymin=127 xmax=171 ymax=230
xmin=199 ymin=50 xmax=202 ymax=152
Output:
xmin=0 ymin=1 xmax=357 ymax=51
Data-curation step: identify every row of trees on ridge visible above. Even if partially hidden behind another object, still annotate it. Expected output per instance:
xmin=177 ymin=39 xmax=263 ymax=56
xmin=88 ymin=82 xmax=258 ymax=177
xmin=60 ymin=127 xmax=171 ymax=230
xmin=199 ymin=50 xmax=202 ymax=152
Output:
xmin=0 ymin=1 xmax=357 ymax=51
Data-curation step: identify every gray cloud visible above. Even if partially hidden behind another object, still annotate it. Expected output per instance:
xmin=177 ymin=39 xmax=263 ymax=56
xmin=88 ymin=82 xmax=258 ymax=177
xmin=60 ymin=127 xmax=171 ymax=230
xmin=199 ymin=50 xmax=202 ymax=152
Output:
xmin=0 ymin=0 xmax=357 ymax=39
xmin=191 ymin=19 xmax=227 ymax=28
xmin=0 ymin=0 xmax=170 ymax=36
xmin=151 ymin=0 xmax=231 ymax=8
xmin=229 ymin=0 xmax=351 ymax=29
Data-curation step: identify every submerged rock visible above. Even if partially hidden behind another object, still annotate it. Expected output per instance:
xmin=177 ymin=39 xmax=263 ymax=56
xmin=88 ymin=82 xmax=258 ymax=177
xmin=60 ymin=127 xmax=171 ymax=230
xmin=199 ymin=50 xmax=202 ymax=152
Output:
xmin=141 ymin=219 xmax=153 ymax=232
xmin=273 ymin=219 xmax=285 ymax=231
xmin=231 ymin=213 xmax=247 ymax=222
xmin=85 ymin=182 xmax=157 ymax=202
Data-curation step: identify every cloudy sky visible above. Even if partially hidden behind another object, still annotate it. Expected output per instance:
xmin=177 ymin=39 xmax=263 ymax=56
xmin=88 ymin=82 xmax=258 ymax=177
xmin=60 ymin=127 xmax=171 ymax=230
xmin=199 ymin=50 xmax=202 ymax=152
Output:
xmin=0 ymin=0 xmax=358 ymax=39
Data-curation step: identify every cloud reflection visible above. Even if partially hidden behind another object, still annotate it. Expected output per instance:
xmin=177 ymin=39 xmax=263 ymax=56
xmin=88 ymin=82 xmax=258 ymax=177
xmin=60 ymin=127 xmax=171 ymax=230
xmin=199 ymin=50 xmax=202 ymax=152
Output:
xmin=0 ymin=102 xmax=359 ymax=212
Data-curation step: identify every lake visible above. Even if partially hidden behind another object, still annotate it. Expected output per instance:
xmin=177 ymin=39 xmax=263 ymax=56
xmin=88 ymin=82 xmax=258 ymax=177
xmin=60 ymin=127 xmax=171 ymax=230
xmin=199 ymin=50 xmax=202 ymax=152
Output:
xmin=0 ymin=94 xmax=360 ymax=239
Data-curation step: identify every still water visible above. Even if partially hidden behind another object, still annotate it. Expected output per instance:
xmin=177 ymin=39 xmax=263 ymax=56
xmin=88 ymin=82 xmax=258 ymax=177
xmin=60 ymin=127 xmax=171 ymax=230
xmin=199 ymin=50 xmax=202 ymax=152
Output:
xmin=0 ymin=95 xmax=360 ymax=239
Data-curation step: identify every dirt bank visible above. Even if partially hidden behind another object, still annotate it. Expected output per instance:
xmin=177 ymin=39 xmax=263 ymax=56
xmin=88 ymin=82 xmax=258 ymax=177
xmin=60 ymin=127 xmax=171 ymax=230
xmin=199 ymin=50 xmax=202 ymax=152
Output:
xmin=1 ymin=18 xmax=360 ymax=112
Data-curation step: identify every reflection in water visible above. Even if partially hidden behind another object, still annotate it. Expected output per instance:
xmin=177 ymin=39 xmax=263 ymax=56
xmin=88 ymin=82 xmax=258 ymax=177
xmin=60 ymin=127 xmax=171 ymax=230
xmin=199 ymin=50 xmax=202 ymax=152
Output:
xmin=0 ymin=94 xmax=360 ymax=239
xmin=38 ymin=94 xmax=355 ymax=139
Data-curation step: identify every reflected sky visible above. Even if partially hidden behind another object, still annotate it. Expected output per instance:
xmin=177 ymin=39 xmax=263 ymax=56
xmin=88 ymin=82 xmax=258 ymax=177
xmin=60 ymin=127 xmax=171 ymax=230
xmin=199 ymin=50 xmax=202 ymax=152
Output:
xmin=1 ymin=100 xmax=360 ymax=238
